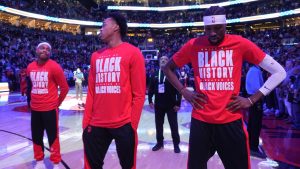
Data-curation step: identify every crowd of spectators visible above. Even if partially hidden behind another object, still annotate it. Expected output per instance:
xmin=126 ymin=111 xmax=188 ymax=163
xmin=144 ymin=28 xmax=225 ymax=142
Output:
xmin=1 ymin=0 xmax=299 ymax=23
xmin=0 ymin=0 xmax=93 ymax=21
xmin=0 ymin=0 xmax=243 ymax=8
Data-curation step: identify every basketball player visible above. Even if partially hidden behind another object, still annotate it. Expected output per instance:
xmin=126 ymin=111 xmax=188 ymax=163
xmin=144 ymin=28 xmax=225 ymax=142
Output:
xmin=163 ymin=6 xmax=286 ymax=169
xmin=82 ymin=12 xmax=146 ymax=169
xmin=27 ymin=42 xmax=69 ymax=169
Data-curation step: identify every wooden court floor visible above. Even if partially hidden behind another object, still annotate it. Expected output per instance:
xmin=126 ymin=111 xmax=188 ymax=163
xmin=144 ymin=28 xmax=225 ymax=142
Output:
xmin=0 ymin=90 xmax=298 ymax=169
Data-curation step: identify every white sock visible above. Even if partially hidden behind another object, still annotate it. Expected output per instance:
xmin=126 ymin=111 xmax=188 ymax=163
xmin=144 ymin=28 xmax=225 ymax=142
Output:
xmin=53 ymin=163 xmax=60 ymax=169
xmin=36 ymin=160 xmax=43 ymax=164
xmin=34 ymin=161 xmax=45 ymax=169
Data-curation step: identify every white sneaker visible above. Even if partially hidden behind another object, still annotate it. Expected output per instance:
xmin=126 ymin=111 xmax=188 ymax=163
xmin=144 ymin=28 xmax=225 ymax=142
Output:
xmin=34 ymin=161 xmax=46 ymax=169
xmin=53 ymin=164 xmax=61 ymax=169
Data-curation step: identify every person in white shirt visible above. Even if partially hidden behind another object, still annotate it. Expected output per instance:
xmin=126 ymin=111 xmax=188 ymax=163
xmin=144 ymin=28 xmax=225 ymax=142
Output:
xmin=74 ymin=68 xmax=84 ymax=105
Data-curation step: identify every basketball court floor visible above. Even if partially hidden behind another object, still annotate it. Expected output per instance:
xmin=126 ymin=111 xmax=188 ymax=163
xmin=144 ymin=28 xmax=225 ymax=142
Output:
xmin=0 ymin=89 xmax=299 ymax=169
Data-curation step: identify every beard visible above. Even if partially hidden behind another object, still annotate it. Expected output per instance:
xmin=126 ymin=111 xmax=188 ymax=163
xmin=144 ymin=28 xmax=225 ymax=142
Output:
xmin=38 ymin=54 xmax=50 ymax=62
xmin=208 ymin=36 xmax=224 ymax=45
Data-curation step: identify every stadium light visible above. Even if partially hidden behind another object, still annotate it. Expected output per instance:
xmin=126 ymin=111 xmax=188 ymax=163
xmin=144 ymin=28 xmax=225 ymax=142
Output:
xmin=107 ymin=0 xmax=260 ymax=11
xmin=0 ymin=5 xmax=102 ymax=26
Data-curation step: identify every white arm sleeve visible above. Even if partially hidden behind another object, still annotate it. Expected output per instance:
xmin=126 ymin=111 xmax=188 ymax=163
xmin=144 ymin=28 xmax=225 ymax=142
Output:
xmin=258 ymin=54 xmax=286 ymax=96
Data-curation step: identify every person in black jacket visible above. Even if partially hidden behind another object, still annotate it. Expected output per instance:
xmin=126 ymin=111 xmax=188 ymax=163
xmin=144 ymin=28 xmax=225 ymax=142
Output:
xmin=26 ymin=75 xmax=32 ymax=109
xmin=148 ymin=56 xmax=182 ymax=153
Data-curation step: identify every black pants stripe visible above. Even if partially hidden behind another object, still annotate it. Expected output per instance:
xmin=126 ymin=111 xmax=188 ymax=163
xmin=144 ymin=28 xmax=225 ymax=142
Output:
xmin=188 ymin=118 xmax=249 ymax=169
xmin=83 ymin=123 xmax=135 ymax=169
xmin=155 ymin=107 xmax=180 ymax=146
xmin=31 ymin=109 xmax=61 ymax=163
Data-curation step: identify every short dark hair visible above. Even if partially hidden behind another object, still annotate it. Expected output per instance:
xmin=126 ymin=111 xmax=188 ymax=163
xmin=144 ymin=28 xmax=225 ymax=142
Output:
xmin=203 ymin=6 xmax=226 ymax=16
xmin=108 ymin=12 xmax=128 ymax=39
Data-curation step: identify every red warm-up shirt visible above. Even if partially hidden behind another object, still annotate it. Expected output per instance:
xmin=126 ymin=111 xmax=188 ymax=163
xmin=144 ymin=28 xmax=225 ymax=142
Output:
xmin=27 ymin=59 xmax=69 ymax=111
xmin=83 ymin=42 xmax=146 ymax=129
xmin=173 ymin=34 xmax=266 ymax=124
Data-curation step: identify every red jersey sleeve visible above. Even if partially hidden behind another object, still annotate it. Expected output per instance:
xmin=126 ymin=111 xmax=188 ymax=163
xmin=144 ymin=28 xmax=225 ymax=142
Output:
xmin=82 ymin=53 xmax=96 ymax=129
xmin=130 ymin=48 xmax=146 ymax=130
xmin=241 ymin=37 xmax=266 ymax=65
xmin=172 ymin=39 xmax=193 ymax=67
xmin=53 ymin=63 xmax=69 ymax=107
